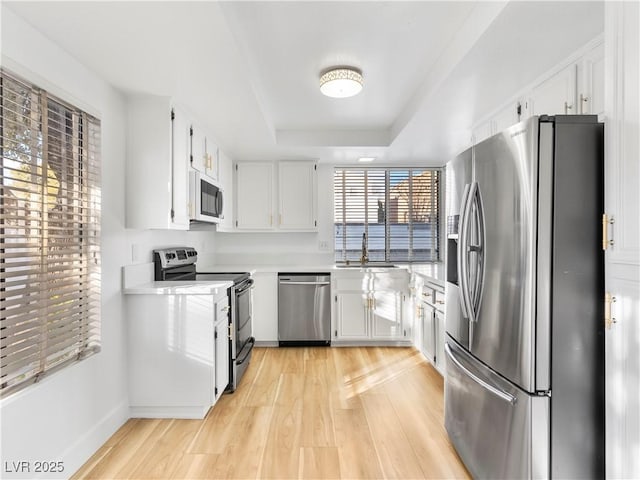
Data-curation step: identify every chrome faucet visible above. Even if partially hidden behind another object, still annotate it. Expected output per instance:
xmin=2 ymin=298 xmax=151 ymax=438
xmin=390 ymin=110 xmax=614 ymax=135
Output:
xmin=360 ymin=232 xmax=369 ymax=265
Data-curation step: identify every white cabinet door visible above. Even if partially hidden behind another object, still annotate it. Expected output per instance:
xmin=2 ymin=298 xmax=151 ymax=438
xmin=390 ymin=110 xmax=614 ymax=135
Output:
xmin=278 ymin=161 xmax=317 ymax=230
xmin=235 ymin=162 xmax=275 ymax=230
xmin=171 ymin=107 xmax=190 ymax=229
xmin=421 ymin=302 xmax=435 ymax=362
xmin=214 ymin=320 xmax=229 ymax=401
xmin=529 ymin=64 xmax=577 ymax=116
xmin=217 ymin=150 xmax=234 ymax=231
xmin=190 ymin=123 xmax=218 ymax=180
xmin=580 ymin=43 xmax=604 ymax=116
xmin=434 ymin=309 xmax=446 ymax=374
xmin=605 ymin=3 xmax=640 ymax=478
xmin=370 ymin=291 xmax=404 ymax=340
xmin=493 ymin=101 xmax=523 ymax=134
xmin=125 ymin=95 xmax=189 ymax=230
xmin=335 ymin=292 xmax=369 ymax=339
xmin=252 ymin=272 xmax=278 ymax=342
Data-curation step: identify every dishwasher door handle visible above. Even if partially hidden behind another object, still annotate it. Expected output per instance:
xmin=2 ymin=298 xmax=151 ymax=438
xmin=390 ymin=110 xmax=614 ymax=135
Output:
xmin=279 ymin=281 xmax=331 ymax=286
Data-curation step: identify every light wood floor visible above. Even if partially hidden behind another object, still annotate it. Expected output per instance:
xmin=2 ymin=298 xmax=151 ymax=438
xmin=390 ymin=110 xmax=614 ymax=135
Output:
xmin=72 ymin=347 xmax=469 ymax=479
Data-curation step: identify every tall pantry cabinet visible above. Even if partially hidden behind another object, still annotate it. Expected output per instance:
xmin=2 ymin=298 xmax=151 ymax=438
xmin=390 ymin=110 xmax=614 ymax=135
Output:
xmin=604 ymin=3 xmax=640 ymax=479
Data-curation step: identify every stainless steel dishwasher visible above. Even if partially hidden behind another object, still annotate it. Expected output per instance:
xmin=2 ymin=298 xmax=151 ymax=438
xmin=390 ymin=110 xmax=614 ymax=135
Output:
xmin=278 ymin=273 xmax=331 ymax=346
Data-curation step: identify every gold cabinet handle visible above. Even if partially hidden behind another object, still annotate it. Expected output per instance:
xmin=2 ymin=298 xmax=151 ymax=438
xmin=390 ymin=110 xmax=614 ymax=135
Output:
xmin=602 ymin=214 xmax=614 ymax=250
xmin=605 ymin=292 xmax=617 ymax=329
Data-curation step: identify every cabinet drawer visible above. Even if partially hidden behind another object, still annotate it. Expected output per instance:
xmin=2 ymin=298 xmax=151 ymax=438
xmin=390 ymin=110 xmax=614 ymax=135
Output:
xmin=334 ymin=277 xmax=368 ymax=291
xmin=421 ymin=286 xmax=434 ymax=305
xmin=216 ymin=296 xmax=230 ymax=323
xmin=434 ymin=290 xmax=446 ymax=311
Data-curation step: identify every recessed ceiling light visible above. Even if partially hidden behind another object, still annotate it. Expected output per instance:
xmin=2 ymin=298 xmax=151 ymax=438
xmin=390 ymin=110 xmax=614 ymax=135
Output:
xmin=320 ymin=67 xmax=363 ymax=98
xmin=358 ymin=157 xmax=375 ymax=162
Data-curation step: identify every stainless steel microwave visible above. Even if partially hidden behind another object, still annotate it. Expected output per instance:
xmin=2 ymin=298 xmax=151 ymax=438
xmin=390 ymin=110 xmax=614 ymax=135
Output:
xmin=189 ymin=170 xmax=223 ymax=224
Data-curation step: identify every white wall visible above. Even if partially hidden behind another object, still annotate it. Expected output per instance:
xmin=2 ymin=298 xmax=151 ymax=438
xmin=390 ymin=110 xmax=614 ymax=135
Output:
xmin=0 ymin=8 xmax=215 ymax=478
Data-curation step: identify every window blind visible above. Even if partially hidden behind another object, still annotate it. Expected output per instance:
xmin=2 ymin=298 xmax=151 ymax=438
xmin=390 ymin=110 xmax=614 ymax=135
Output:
xmin=1 ymin=69 xmax=101 ymax=398
xmin=334 ymin=167 xmax=440 ymax=263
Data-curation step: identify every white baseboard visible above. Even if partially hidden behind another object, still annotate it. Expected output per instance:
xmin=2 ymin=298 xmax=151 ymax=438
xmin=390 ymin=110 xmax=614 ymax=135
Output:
xmin=58 ymin=399 xmax=129 ymax=479
xmin=129 ymin=405 xmax=210 ymax=419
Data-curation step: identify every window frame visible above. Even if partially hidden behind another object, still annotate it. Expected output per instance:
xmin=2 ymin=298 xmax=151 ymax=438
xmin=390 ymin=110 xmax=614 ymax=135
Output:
xmin=333 ymin=166 xmax=442 ymax=264
xmin=0 ymin=68 xmax=101 ymax=398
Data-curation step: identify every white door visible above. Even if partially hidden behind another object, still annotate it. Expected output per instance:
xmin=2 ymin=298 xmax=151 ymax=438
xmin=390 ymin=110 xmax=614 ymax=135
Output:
xmin=190 ymin=123 xmax=208 ymax=174
xmin=235 ymin=162 xmax=274 ymax=230
xmin=278 ymin=161 xmax=317 ymax=230
xmin=580 ymin=43 xmax=604 ymax=116
xmin=335 ymin=292 xmax=369 ymax=339
xmin=171 ymin=106 xmax=190 ymax=229
xmin=421 ymin=302 xmax=435 ymax=362
xmin=215 ymin=321 xmax=229 ymax=401
xmin=434 ymin=309 xmax=446 ymax=374
xmin=528 ymin=63 xmax=577 ymax=115
xmin=370 ymin=291 xmax=403 ymax=340
xmin=604 ymin=3 xmax=640 ymax=478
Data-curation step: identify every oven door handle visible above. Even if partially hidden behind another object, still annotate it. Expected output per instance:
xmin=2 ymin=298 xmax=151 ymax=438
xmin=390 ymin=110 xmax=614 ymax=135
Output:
xmin=279 ymin=281 xmax=330 ymax=286
xmin=235 ymin=279 xmax=254 ymax=294
xmin=236 ymin=337 xmax=255 ymax=366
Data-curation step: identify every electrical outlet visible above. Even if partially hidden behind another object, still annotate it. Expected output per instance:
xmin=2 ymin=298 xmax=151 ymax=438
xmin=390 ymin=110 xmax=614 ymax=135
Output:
xmin=318 ymin=240 xmax=330 ymax=251
xmin=131 ymin=243 xmax=140 ymax=262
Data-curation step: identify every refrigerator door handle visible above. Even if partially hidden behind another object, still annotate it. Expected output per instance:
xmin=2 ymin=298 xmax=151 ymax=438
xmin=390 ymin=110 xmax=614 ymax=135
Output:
xmin=470 ymin=185 xmax=486 ymax=319
xmin=460 ymin=182 xmax=477 ymax=323
xmin=445 ymin=343 xmax=517 ymax=405
xmin=457 ymin=183 xmax=472 ymax=320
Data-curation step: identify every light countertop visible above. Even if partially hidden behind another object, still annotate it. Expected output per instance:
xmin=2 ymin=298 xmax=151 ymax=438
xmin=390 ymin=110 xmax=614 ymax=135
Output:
xmin=123 ymin=280 xmax=233 ymax=295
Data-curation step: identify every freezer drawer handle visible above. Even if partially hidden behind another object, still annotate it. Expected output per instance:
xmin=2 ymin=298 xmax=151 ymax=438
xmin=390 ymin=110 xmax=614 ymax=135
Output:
xmin=445 ymin=343 xmax=517 ymax=405
xmin=279 ymin=281 xmax=331 ymax=286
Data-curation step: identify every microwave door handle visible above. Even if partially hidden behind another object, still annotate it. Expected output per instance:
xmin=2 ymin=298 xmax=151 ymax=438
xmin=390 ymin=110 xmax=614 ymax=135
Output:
xmin=217 ymin=189 xmax=224 ymax=217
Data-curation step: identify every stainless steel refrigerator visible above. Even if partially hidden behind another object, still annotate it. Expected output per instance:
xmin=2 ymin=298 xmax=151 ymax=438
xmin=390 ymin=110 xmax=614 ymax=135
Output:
xmin=444 ymin=115 xmax=604 ymax=479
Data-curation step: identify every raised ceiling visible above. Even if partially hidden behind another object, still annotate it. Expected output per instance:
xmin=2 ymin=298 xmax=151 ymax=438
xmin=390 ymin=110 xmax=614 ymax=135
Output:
xmin=3 ymin=1 xmax=604 ymax=165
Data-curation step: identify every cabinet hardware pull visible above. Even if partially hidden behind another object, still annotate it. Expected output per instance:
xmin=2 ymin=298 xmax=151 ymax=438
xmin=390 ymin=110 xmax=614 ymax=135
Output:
xmin=605 ymin=292 xmax=617 ymax=329
xmin=564 ymin=101 xmax=573 ymax=114
xmin=602 ymin=214 xmax=614 ymax=250
xmin=580 ymin=94 xmax=588 ymax=114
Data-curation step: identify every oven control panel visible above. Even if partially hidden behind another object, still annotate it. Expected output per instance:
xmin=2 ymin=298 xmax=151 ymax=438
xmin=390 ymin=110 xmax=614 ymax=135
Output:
xmin=153 ymin=247 xmax=197 ymax=269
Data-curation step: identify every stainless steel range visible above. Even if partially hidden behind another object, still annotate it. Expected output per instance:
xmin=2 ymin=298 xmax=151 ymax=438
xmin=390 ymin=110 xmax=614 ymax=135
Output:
xmin=153 ymin=247 xmax=255 ymax=392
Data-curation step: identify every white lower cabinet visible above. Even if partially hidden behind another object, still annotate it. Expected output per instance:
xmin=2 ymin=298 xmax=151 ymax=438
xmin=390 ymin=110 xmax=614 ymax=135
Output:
xmin=214 ymin=297 xmax=230 ymax=401
xmin=333 ymin=269 xmax=409 ymax=344
xmin=127 ymin=290 xmax=229 ymax=419
xmin=335 ymin=292 xmax=369 ymax=339
xmin=252 ymin=272 xmax=278 ymax=343
xmin=412 ymin=277 xmax=446 ymax=375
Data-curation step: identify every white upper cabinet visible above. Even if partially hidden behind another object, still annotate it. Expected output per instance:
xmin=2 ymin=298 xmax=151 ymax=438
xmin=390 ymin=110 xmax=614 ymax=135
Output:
xmin=216 ymin=149 xmax=234 ymax=232
xmin=472 ymin=38 xmax=605 ymax=145
xmin=190 ymin=123 xmax=219 ymax=181
xmin=125 ymin=95 xmax=190 ymax=230
xmin=234 ymin=161 xmax=318 ymax=232
xmin=278 ymin=161 xmax=318 ymax=230
xmin=235 ymin=162 xmax=275 ymax=230
xmin=579 ymin=43 xmax=604 ymax=116
xmin=528 ymin=63 xmax=578 ymax=116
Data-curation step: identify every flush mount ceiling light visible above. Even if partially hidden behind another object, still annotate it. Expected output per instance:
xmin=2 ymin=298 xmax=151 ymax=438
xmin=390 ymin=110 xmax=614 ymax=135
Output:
xmin=358 ymin=157 xmax=375 ymax=162
xmin=319 ymin=67 xmax=363 ymax=98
